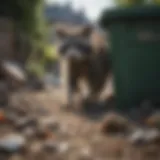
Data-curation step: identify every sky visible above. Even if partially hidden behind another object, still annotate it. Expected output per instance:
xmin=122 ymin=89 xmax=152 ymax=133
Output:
xmin=46 ymin=0 xmax=114 ymax=21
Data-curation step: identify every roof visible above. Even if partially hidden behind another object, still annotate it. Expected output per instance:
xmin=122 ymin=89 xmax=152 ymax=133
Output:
xmin=45 ymin=4 xmax=90 ymax=25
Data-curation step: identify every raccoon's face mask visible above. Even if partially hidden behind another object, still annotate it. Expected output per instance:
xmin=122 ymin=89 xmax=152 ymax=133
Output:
xmin=56 ymin=26 xmax=93 ymax=60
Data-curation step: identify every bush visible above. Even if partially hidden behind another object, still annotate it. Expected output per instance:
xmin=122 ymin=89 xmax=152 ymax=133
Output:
xmin=26 ymin=44 xmax=59 ymax=78
xmin=114 ymin=0 xmax=145 ymax=7
xmin=152 ymin=0 xmax=160 ymax=4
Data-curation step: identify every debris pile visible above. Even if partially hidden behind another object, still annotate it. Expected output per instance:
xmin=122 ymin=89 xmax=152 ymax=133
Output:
xmin=0 ymin=90 xmax=159 ymax=160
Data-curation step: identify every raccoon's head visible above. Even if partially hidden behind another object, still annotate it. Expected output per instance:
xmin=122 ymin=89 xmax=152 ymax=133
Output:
xmin=56 ymin=26 xmax=93 ymax=61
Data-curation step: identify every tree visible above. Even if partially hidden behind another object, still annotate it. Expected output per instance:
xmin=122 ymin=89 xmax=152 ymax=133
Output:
xmin=0 ymin=0 xmax=46 ymax=42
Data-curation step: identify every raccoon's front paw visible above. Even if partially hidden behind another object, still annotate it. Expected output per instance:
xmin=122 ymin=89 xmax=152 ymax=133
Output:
xmin=82 ymin=96 xmax=98 ymax=105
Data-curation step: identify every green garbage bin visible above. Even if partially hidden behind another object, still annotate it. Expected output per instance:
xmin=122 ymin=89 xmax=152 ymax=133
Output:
xmin=100 ymin=5 xmax=160 ymax=109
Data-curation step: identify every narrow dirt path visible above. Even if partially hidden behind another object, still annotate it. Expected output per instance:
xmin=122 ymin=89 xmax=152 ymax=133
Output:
xmin=0 ymin=88 xmax=159 ymax=160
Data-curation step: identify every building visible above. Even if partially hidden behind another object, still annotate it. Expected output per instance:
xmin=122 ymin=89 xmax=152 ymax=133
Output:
xmin=45 ymin=2 xmax=90 ymax=25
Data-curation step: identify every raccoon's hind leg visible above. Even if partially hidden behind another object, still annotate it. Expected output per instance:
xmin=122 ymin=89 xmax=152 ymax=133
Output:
xmin=64 ymin=72 xmax=82 ymax=110
xmin=60 ymin=59 xmax=73 ymax=109
xmin=67 ymin=76 xmax=81 ymax=109
xmin=60 ymin=59 xmax=82 ymax=110
xmin=84 ymin=72 xmax=104 ymax=104
xmin=84 ymin=59 xmax=110 ymax=104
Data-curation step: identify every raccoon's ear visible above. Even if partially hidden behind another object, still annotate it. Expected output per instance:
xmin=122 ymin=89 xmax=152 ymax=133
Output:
xmin=56 ymin=28 xmax=67 ymax=39
xmin=81 ymin=26 xmax=93 ymax=37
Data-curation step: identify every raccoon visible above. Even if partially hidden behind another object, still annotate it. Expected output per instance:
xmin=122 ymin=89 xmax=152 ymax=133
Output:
xmin=56 ymin=25 xmax=112 ymax=109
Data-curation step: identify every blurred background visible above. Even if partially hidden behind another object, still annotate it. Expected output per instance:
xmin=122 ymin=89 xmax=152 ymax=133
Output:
xmin=0 ymin=0 xmax=160 ymax=160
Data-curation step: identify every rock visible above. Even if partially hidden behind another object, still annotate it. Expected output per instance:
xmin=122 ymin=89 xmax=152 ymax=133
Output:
xmin=59 ymin=124 xmax=68 ymax=133
xmin=0 ymin=134 xmax=26 ymax=153
xmin=35 ymin=127 xmax=54 ymax=140
xmin=6 ymin=112 xmax=19 ymax=125
xmin=30 ymin=142 xmax=43 ymax=155
xmin=128 ymin=129 xmax=146 ymax=146
xmin=58 ymin=141 xmax=70 ymax=154
xmin=36 ymin=118 xmax=59 ymax=139
xmin=38 ymin=117 xmax=59 ymax=132
xmin=92 ymin=135 xmax=102 ymax=143
xmin=129 ymin=128 xmax=160 ymax=146
xmin=15 ymin=116 xmax=38 ymax=131
xmin=101 ymin=112 xmax=131 ymax=135
xmin=22 ymin=127 xmax=37 ymax=139
xmin=42 ymin=140 xmax=69 ymax=154
xmin=37 ymin=107 xmax=49 ymax=116
xmin=42 ymin=140 xmax=58 ymax=153
xmin=79 ymin=147 xmax=92 ymax=159
xmin=71 ymin=147 xmax=92 ymax=160
xmin=1 ymin=61 xmax=26 ymax=84
xmin=144 ymin=129 xmax=160 ymax=144
xmin=10 ymin=105 xmax=28 ymax=117
xmin=59 ymin=124 xmax=75 ymax=137
xmin=145 ymin=112 xmax=160 ymax=129
xmin=9 ymin=154 xmax=23 ymax=160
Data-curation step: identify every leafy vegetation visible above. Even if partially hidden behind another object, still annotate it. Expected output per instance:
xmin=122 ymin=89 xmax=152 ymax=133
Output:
xmin=114 ymin=0 xmax=160 ymax=6
xmin=26 ymin=44 xmax=59 ymax=78
xmin=0 ymin=0 xmax=50 ymax=78
xmin=152 ymin=0 xmax=160 ymax=4
xmin=114 ymin=0 xmax=145 ymax=6
xmin=1 ymin=0 xmax=46 ymax=40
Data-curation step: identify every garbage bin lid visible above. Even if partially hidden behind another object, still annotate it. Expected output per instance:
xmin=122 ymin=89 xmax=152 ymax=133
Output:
xmin=100 ymin=5 xmax=160 ymax=27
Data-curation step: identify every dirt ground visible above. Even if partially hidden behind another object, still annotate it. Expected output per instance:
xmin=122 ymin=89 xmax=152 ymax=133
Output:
xmin=0 ymin=86 xmax=160 ymax=160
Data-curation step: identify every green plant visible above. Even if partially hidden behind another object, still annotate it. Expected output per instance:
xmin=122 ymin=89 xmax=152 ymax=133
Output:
xmin=152 ymin=0 xmax=160 ymax=4
xmin=26 ymin=43 xmax=59 ymax=78
xmin=114 ymin=0 xmax=146 ymax=6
